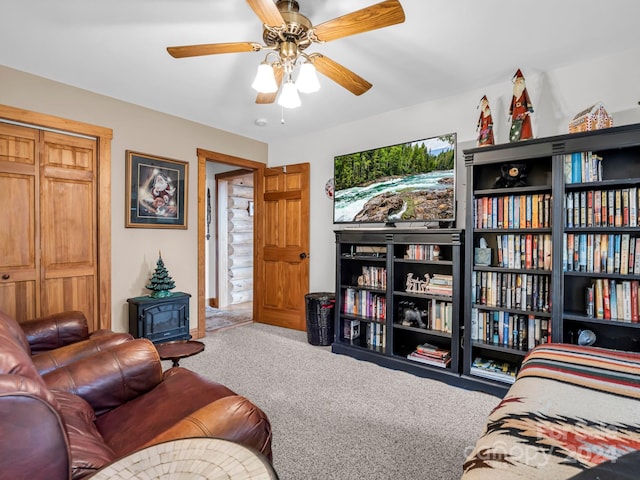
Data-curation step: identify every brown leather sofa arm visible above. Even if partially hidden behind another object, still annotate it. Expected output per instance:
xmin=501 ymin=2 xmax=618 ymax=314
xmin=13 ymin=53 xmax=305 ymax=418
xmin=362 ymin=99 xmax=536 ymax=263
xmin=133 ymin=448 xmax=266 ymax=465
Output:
xmin=43 ymin=338 xmax=164 ymax=415
xmin=21 ymin=311 xmax=90 ymax=354
xmin=32 ymin=332 xmax=134 ymax=376
xmin=0 ymin=377 xmax=71 ymax=480
xmin=142 ymin=395 xmax=274 ymax=461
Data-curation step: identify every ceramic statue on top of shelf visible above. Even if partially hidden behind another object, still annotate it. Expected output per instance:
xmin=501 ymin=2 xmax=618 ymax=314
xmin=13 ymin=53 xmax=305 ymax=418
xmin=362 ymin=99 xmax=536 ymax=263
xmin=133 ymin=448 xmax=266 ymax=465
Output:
xmin=477 ymin=95 xmax=495 ymax=147
xmin=508 ymin=69 xmax=534 ymax=142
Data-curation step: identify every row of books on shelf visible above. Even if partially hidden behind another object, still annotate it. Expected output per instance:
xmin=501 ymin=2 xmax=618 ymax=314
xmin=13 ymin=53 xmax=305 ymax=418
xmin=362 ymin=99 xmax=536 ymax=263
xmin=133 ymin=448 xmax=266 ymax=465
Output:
xmin=406 ymin=342 xmax=451 ymax=368
xmin=564 ymin=187 xmax=638 ymax=228
xmin=493 ymin=233 xmax=552 ymax=270
xmin=403 ymin=244 xmax=442 ymax=261
xmin=564 ymin=233 xmax=640 ymax=275
xmin=472 ymin=271 xmax=551 ymax=313
xmin=470 ymin=308 xmax=551 ymax=351
xmin=564 ymin=151 xmax=603 ymax=184
xmin=342 ymin=288 xmax=386 ymax=320
xmin=355 ymin=265 xmax=386 ymax=289
xmin=474 ymin=193 xmax=552 ymax=230
xmin=470 ymin=357 xmax=518 ymax=384
xmin=585 ymin=278 xmax=640 ymax=322
xmin=343 ymin=319 xmax=386 ymax=348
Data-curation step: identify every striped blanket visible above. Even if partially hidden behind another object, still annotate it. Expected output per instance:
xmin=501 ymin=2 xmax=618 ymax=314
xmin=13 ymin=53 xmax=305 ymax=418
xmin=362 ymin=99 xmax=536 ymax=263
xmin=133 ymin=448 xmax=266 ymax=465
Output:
xmin=462 ymin=344 xmax=640 ymax=480
xmin=518 ymin=344 xmax=640 ymax=399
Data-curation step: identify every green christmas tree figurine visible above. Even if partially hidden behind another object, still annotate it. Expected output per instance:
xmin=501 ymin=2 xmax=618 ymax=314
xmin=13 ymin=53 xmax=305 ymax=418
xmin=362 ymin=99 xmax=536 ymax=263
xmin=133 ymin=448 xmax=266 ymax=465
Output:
xmin=146 ymin=251 xmax=176 ymax=298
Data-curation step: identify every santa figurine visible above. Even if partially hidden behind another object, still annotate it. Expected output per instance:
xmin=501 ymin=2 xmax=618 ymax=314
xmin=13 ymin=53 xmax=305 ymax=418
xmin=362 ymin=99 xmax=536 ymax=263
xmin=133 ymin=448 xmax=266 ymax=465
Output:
xmin=508 ymin=69 xmax=534 ymax=142
xmin=477 ymin=95 xmax=495 ymax=147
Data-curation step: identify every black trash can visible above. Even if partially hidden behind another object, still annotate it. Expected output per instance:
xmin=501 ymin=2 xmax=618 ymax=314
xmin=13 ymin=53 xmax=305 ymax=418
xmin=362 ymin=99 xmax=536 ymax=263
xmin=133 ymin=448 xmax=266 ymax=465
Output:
xmin=305 ymin=292 xmax=336 ymax=346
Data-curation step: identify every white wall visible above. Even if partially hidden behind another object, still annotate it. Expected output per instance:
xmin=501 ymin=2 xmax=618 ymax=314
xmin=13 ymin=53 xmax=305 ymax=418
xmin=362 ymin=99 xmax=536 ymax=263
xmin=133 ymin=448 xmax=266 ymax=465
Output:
xmin=269 ymin=46 xmax=640 ymax=293
xmin=0 ymin=65 xmax=267 ymax=332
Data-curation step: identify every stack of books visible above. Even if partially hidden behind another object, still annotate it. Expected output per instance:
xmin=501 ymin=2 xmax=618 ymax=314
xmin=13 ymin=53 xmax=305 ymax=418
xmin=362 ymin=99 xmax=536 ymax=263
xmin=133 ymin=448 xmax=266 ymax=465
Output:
xmin=470 ymin=357 xmax=517 ymax=383
xmin=424 ymin=274 xmax=453 ymax=296
xmin=406 ymin=342 xmax=451 ymax=368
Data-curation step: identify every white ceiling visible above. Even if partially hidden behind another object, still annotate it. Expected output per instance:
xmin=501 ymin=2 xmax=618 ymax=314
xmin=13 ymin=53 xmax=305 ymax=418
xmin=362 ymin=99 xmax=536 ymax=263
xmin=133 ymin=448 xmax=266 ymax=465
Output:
xmin=2 ymin=0 xmax=639 ymax=144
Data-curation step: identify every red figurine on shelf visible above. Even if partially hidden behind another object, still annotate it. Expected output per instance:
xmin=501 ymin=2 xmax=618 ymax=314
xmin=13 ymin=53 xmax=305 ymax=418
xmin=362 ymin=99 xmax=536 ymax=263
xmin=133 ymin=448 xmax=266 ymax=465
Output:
xmin=477 ymin=95 xmax=495 ymax=147
xmin=508 ymin=69 xmax=534 ymax=142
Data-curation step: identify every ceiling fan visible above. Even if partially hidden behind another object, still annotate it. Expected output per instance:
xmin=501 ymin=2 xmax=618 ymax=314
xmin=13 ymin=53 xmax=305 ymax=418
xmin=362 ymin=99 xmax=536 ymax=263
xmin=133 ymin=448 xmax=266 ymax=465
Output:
xmin=166 ymin=0 xmax=405 ymax=108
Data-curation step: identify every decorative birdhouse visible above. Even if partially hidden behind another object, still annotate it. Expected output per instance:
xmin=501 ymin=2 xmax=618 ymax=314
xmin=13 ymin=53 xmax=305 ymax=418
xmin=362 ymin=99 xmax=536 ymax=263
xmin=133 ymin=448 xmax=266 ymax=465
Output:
xmin=569 ymin=102 xmax=613 ymax=133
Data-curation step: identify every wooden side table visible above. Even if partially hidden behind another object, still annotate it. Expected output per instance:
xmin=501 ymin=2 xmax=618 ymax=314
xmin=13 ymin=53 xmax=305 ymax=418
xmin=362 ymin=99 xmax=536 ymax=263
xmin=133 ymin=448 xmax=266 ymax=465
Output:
xmin=155 ymin=339 xmax=205 ymax=367
xmin=89 ymin=437 xmax=278 ymax=479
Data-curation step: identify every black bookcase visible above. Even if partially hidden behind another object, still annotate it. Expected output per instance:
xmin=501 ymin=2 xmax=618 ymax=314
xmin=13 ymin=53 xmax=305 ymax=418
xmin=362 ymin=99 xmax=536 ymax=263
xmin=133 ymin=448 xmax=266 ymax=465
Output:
xmin=333 ymin=229 xmax=464 ymax=384
xmin=464 ymin=123 xmax=640 ymax=394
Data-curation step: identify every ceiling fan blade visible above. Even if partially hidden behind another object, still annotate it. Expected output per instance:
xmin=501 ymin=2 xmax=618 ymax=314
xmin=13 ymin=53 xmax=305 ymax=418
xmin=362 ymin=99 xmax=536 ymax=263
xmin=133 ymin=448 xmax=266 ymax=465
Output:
xmin=313 ymin=55 xmax=372 ymax=96
xmin=167 ymin=42 xmax=260 ymax=58
xmin=246 ymin=0 xmax=286 ymax=27
xmin=313 ymin=0 xmax=405 ymax=43
xmin=256 ymin=65 xmax=284 ymax=104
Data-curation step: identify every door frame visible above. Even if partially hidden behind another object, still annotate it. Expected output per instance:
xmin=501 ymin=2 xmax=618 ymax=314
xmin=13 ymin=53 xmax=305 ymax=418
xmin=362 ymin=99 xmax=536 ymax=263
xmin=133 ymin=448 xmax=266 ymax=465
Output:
xmin=196 ymin=148 xmax=265 ymax=338
xmin=0 ymin=104 xmax=113 ymax=329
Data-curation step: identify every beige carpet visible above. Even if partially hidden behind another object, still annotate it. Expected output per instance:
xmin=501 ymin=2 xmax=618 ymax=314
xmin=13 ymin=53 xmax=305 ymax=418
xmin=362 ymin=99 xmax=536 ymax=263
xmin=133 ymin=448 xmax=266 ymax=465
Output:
xmin=187 ymin=322 xmax=499 ymax=480
xmin=205 ymin=305 xmax=253 ymax=333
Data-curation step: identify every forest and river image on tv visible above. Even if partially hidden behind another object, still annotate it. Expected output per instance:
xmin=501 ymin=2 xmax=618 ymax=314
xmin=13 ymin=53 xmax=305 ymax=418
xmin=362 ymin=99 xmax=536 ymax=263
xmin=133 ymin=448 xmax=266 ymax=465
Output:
xmin=333 ymin=133 xmax=456 ymax=224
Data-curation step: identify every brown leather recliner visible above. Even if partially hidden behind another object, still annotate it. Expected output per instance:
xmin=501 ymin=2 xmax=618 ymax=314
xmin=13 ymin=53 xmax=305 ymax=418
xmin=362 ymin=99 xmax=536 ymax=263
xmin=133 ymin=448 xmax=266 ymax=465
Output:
xmin=17 ymin=310 xmax=135 ymax=375
xmin=0 ymin=310 xmax=273 ymax=479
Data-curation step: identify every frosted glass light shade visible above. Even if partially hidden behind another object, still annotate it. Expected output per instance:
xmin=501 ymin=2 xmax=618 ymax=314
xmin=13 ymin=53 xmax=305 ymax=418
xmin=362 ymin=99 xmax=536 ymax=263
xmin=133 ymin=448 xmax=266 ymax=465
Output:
xmin=277 ymin=81 xmax=301 ymax=108
xmin=251 ymin=64 xmax=278 ymax=93
xmin=295 ymin=63 xmax=320 ymax=93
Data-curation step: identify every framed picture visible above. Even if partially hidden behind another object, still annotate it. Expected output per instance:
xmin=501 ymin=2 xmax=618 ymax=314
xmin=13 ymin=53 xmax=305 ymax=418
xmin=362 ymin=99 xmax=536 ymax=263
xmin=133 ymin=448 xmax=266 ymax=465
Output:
xmin=125 ymin=151 xmax=188 ymax=228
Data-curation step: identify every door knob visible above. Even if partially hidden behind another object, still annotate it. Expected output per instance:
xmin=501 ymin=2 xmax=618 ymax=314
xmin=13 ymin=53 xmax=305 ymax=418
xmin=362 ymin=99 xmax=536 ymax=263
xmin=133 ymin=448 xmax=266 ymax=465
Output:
xmin=2 ymin=274 xmax=9 ymax=280
xmin=299 ymin=252 xmax=308 ymax=259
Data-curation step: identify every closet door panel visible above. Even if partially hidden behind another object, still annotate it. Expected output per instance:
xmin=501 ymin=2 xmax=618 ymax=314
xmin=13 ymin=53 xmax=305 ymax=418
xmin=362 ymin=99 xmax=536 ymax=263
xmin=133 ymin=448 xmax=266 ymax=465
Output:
xmin=0 ymin=124 xmax=38 ymax=321
xmin=40 ymin=131 xmax=97 ymax=327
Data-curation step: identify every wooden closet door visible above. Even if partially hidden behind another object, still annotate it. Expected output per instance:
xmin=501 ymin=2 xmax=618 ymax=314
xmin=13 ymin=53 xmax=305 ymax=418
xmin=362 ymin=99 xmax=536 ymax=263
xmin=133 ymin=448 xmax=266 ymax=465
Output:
xmin=40 ymin=131 xmax=98 ymax=326
xmin=0 ymin=124 xmax=39 ymax=320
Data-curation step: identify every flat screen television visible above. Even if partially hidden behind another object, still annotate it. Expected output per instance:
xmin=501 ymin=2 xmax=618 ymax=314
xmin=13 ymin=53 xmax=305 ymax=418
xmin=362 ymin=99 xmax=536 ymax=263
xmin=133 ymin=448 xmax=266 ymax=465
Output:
xmin=333 ymin=133 xmax=456 ymax=226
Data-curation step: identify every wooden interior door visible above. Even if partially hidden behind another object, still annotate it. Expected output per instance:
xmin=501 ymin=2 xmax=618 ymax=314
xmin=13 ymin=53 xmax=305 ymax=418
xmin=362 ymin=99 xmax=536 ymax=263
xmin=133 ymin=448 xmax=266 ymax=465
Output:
xmin=254 ymin=163 xmax=310 ymax=330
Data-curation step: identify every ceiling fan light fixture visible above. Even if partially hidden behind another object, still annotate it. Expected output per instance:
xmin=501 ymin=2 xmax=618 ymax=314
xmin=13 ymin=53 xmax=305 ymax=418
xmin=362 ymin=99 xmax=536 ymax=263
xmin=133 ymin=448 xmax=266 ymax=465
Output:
xmin=295 ymin=62 xmax=320 ymax=93
xmin=278 ymin=80 xmax=301 ymax=108
xmin=251 ymin=63 xmax=279 ymax=93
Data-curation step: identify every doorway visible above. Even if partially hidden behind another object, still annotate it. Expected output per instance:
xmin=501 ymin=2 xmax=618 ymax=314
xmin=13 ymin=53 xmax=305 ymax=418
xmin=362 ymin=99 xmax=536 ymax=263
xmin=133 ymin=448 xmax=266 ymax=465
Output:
xmin=208 ymin=167 xmax=254 ymax=323
xmin=196 ymin=148 xmax=264 ymax=338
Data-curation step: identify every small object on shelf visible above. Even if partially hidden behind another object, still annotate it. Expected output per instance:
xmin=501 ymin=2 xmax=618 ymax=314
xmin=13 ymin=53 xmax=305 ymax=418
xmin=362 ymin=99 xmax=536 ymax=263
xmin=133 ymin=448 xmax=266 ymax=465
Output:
xmin=477 ymin=95 xmax=495 ymax=147
xmin=578 ymin=329 xmax=596 ymax=346
xmin=146 ymin=251 xmax=176 ymax=298
xmin=405 ymin=272 xmax=430 ymax=294
xmin=397 ymin=301 xmax=426 ymax=328
xmin=474 ymin=237 xmax=491 ymax=266
xmin=569 ymin=102 xmax=613 ymax=133
xmin=508 ymin=69 xmax=534 ymax=142
xmin=493 ymin=163 xmax=528 ymax=188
